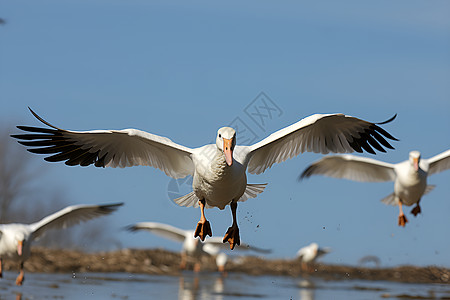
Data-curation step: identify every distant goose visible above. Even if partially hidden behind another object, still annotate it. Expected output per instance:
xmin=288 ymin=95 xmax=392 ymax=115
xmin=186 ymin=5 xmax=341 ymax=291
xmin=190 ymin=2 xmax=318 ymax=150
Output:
xmin=0 ymin=203 xmax=123 ymax=285
xmin=296 ymin=242 xmax=331 ymax=272
xmin=215 ymin=252 xmax=228 ymax=273
xmin=300 ymin=150 xmax=450 ymax=226
xmin=13 ymin=108 xmax=397 ymax=249
xmin=126 ymin=221 xmax=270 ymax=272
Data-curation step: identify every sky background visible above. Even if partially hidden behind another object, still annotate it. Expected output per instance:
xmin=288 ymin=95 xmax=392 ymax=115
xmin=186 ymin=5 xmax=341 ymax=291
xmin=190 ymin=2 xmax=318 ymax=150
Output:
xmin=1 ymin=1 xmax=449 ymax=267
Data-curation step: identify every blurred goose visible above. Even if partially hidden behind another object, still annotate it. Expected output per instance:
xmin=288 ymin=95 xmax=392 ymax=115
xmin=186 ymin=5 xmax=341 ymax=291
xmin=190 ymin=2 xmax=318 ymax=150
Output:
xmin=0 ymin=203 xmax=122 ymax=285
xmin=13 ymin=108 xmax=397 ymax=249
xmin=300 ymin=150 xmax=450 ymax=226
xmin=296 ymin=242 xmax=331 ymax=272
xmin=215 ymin=252 xmax=228 ymax=273
xmin=126 ymin=221 xmax=269 ymax=272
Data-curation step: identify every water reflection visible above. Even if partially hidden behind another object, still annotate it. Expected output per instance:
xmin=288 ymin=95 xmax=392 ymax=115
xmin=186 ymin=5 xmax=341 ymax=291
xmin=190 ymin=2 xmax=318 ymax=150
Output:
xmin=178 ymin=275 xmax=199 ymax=300
xmin=2 ymin=270 xmax=450 ymax=300
xmin=178 ymin=273 xmax=225 ymax=300
xmin=297 ymin=279 xmax=315 ymax=300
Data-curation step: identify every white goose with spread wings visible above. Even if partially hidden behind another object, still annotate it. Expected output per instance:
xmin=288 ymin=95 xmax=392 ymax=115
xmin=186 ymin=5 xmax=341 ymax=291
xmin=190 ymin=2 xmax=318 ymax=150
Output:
xmin=126 ymin=221 xmax=270 ymax=272
xmin=0 ymin=202 xmax=122 ymax=285
xmin=300 ymin=150 xmax=450 ymax=226
xmin=12 ymin=108 xmax=397 ymax=249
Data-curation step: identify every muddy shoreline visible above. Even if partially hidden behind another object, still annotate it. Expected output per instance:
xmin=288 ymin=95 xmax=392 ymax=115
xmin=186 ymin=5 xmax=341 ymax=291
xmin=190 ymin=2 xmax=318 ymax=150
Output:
xmin=3 ymin=247 xmax=449 ymax=284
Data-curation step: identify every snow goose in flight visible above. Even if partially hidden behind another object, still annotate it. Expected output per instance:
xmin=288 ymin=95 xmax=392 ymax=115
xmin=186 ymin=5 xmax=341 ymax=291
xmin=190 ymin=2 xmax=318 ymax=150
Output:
xmin=12 ymin=108 xmax=397 ymax=249
xmin=0 ymin=202 xmax=123 ymax=285
xmin=300 ymin=150 xmax=450 ymax=226
xmin=126 ymin=221 xmax=270 ymax=272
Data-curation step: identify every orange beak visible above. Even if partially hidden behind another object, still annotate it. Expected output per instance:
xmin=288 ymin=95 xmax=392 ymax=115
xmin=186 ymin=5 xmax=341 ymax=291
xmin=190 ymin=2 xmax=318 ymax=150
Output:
xmin=17 ymin=240 xmax=23 ymax=256
xmin=413 ymin=158 xmax=419 ymax=171
xmin=223 ymin=138 xmax=233 ymax=166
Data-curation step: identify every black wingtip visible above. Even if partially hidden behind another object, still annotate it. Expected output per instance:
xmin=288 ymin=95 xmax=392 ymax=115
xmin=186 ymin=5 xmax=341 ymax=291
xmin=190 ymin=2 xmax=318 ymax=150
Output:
xmin=124 ymin=224 xmax=138 ymax=232
xmin=27 ymin=107 xmax=61 ymax=130
xmin=297 ymin=173 xmax=306 ymax=182
xmin=298 ymin=165 xmax=314 ymax=181
xmin=373 ymin=124 xmax=399 ymax=142
xmin=376 ymin=113 xmax=397 ymax=125
xmin=99 ymin=202 xmax=124 ymax=213
xmin=250 ymin=246 xmax=272 ymax=254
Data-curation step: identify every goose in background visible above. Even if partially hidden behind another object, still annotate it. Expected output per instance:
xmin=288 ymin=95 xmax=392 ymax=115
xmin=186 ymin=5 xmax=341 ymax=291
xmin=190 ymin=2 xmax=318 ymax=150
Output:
xmin=296 ymin=242 xmax=331 ymax=272
xmin=300 ymin=150 xmax=450 ymax=226
xmin=126 ymin=221 xmax=270 ymax=272
xmin=0 ymin=202 xmax=123 ymax=285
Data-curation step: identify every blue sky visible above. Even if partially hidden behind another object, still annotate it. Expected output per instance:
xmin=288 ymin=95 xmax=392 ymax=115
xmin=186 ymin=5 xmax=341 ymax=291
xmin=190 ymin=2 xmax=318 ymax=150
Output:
xmin=1 ymin=1 xmax=449 ymax=267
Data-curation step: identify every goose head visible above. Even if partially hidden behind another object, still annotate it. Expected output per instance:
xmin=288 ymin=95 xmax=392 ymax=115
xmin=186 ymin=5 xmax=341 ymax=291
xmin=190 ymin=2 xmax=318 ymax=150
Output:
xmin=409 ymin=151 xmax=421 ymax=171
xmin=216 ymin=127 xmax=236 ymax=166
xmin=310 ymin=242 xmax=319 ymax=256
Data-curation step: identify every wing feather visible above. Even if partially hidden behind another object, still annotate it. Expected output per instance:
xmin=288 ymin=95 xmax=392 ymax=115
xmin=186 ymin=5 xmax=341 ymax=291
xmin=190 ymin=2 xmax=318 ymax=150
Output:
xmin=11 ymin=108 xmax=195 ymax=179
xmin=426 ymin=149 xmax=450 ymax=176
xmin=126 ymin=222 xmax=188 ymax=243
xmin=299 ymin=154 xmax=396 ymax=182
xmin=246 ymin=113 xmax=397 ymax=174
xmin=30 ymin=203 xmax=123 ymax=240
xmin=204 ymin=237 xmax=271 ymax=253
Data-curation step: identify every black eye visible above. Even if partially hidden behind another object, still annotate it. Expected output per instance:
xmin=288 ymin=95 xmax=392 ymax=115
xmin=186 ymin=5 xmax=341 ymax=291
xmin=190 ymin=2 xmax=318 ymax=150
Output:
xmin=219 ymin=134 xmax=221 ymax=138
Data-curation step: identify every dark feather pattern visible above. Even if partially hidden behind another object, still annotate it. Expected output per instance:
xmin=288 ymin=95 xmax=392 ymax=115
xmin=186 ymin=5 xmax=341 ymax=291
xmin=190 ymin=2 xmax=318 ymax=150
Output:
xmin=299 ymin=164 xmax=319 ymax=180
xmin=12 ymin=123 xmax=109 ymax=168
xmin=346 ymin=119 xmax=398 ymax=154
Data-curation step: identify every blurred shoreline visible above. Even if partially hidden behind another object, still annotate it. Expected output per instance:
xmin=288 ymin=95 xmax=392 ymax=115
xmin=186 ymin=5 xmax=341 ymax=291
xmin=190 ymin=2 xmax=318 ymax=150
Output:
xmin=4 ymin=247 xmax=449 ymax=284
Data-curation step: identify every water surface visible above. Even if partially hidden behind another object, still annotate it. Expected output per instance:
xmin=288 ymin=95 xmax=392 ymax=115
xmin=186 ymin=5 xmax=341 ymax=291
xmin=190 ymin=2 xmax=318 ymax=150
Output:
xmin=1 ymin=271 xmax=450 ymax=299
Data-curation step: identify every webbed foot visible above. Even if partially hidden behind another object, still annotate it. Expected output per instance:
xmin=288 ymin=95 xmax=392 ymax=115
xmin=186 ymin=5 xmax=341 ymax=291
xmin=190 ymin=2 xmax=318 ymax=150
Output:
xmin=194 ymin=220 xmax=212 ymax=241
xmin=398 ymin=214 xmax=408 ymax=227
xmin=223 ymin=225 xmax=240 ymax=250
xmin=15 ymin=272 xmax=24 ymax=286
xmin=411 ymin=204 xmax=421 ymax=216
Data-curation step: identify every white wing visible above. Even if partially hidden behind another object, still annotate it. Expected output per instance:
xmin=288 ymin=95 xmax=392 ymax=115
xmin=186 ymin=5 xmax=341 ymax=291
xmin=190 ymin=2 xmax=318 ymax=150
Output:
xmin=299 ymin=154 xmax=396 ymax=182
xmin=426 ymin=149 xmax=450 ymax=176
xmin=30 ymin=203 xmax=123 ymax=240
xmin=12 ymin=108 xmax=195 ymax=179
xmin=245 ymin=113 xmax=397 ymax=174
xmin=126 ymin=222 xmax=188 ymax=243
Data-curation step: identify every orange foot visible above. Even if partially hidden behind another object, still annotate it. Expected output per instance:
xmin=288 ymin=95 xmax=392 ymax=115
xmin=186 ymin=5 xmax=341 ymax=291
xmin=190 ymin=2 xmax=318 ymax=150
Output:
xmin=411 ymin=205 xmax=421 ymax=216
xmin=194 ymin=220 xmax=212 ymax=241
xmin=223 ymin=226 xmax=240 ymax=250
xmin=15 ymin=273 xmax=24 ymax=286
xmin=398 ymin=214 xmax=408 ymax=227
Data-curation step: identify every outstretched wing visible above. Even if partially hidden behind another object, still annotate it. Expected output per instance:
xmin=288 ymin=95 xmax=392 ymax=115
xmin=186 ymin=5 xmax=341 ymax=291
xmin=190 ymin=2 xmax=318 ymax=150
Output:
xmin=246 ymin=113 xmax=397 ymax=174
xmin=126 ymin=222 xmax=188 ymax=243
xmin=30 ymin=203 xmax=123 ymax=240
xmin=299 ymin=154 xmax=396 ymax=182
xmin=204 ymin=237 xmax=271 ymax=254
xmin=426 ymin=149 xmax=450 ymax=176
xmin=11 ymin=108 xmax=195 ymax=179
